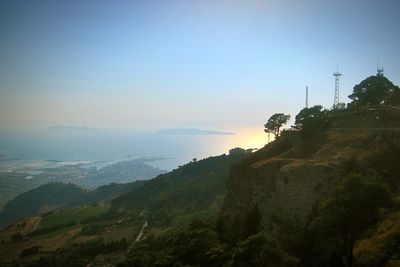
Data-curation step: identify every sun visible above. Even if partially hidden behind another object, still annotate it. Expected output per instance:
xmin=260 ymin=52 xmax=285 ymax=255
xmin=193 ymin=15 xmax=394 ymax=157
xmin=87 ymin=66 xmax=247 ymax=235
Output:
xmin=229 ymin=128 xmax=275 ymax=150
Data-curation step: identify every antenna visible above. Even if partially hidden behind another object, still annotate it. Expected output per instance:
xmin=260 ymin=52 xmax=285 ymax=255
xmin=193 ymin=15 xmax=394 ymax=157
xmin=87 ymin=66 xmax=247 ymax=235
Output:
xmin=377 ymin=57 xmax=384 ymax=76
xmin=333 ymin=65 xmax=342 ymax=107
xmin=305 ymin=86 xmax=309 ymax=108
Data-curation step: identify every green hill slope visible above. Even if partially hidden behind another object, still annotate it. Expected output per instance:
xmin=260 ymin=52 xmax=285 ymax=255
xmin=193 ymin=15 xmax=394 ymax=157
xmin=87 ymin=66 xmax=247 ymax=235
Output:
xmin=0 ymin=181 xmax=146 ymax=229
xmin=111 ymin=148 xmax=250 ymax=229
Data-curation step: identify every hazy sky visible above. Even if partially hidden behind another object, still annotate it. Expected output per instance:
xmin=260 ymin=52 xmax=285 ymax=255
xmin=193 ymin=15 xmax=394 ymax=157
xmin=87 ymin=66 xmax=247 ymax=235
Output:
xmin=1 ymin=0 xmax=399 ymax=131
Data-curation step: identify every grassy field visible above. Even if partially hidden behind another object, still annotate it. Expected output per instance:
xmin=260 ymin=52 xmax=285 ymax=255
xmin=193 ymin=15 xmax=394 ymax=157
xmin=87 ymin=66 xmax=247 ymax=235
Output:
xmin=41 ymin=203 xmax=110 ymax=228
xmin=32 ymin=226 xmax=77 ymax=240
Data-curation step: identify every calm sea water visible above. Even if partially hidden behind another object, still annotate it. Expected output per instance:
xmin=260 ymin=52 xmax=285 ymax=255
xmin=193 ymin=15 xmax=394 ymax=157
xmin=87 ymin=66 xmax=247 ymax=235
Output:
xmin=0 ymin=130 xmax=259 ymax=171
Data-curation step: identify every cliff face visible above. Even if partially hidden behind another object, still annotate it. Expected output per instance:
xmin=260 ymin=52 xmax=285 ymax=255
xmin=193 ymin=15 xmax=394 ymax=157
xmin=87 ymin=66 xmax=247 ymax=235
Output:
xmin=220 ymin=108 xmax=400 ymax=236
xmin=221 ymin=135 xmax=345 ymax=232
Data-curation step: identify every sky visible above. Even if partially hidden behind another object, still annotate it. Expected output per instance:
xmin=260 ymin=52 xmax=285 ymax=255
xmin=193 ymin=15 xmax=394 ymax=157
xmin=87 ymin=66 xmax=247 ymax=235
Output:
xmin=1 ymin=0 xmax=400 ymax=133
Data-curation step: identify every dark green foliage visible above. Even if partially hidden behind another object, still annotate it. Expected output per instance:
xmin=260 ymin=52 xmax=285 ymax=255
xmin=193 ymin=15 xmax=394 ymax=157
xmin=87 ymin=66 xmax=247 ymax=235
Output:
xmin=80 ymin=211 xmax=116 ymax=224
xmin=243 ymin=204 xmax=262 ymax=239
xmin=348 ymin=74 xmax=400 ymax=106
xmin=10 ymin=253 xmax=88 ymax=267
xmin=11 ymin=232 xmax=24 ymax=242
xmin=0 ymin=183 xmax=85 ymax=228
xmin=264 ymin=113 xmax=291 ymax=137
xmin=0 ymin=181 xmax=145 ymax=229
xmin=76 ymin=238 xmax=128 ymax=257
xmin=230 ymin=233 xmax=299 ymax=267
xmin=80 ymin=224 xmax=101 ymax=235
xmin=310 ymin=173 xmax=393 ymax=267
xmin=226 ymin=214 xmax=244 ymax=246
xmin=293 ymin=105 xmax=329 ymax=140
xmin=28 ymin=221 xmax=76 ymax=237
xmin=332 ymin=102 xmax=346 ymax=111
xmin=170 ymin=219 xmax=222 ymax=266
xmin=20 ymin=246 xmax=40 ymax=258
xmin=111 ymin=151 xmax=249 ymax=228
xmin=119 ymin=218 xmax=229 ymax=267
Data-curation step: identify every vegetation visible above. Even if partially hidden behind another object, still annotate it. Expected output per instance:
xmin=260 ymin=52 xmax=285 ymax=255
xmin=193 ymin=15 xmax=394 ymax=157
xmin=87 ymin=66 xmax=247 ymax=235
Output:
xmin=111 ymin=149 xmax=250 ymax=228
xmin=293 ymin=105 xmax=329 ymax=140
xmin=2 ymin=73 xmax=400 ymax=267
xmin=20 ymin=246 xmax=40 ymax=258
xmin=348 ymin=73 xmax=400 ymax=107
xmin=0 ymin=172 xmax=45 ymax=211
xmin=0 ymin=181 xmax=145 ymax=229
xmin=264 ymin=113 xmax=291 ymax=137
xmin=309 ymin=173 xmax=393 ymax=267
xmin=0 ymin=159 xmax=158 ymax=215
xmin=231 ymin=234 xmax=298 ymax=267
xmin=29 ymin=221 xmax=77 ymax=237
xmin=41 ymin=204 xmax=110 ymax=228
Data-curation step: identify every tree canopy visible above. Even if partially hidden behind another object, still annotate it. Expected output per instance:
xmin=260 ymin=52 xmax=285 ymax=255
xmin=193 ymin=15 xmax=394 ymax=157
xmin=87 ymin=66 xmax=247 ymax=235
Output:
xmin=231 ymin=233 xmax=298 ymax=267
xmin=311 ymin=173 xmax=393 ymax=267
xmin=264 ymin=113 xmax=290 ymax=137
xmin=348 ymin=74 xmax=400 ymax=106
xmin=293 ymin=105 xmax=329 ymax=139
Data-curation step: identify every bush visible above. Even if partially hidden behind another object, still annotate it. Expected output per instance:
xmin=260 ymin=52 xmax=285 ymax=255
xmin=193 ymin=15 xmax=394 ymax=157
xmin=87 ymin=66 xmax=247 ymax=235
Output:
xmin=20 ymin=246 xmax=40 ymax=258
xmin=231 ymin=233 xmax=299 ymax=267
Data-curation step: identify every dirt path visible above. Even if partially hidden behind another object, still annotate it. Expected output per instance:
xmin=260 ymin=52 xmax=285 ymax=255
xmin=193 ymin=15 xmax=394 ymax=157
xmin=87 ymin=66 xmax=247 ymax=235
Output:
xmin=29 ymin=217 xmax=42 ymax=233
xmin=135 ymin=221 xmax=148 ymax=242
xmin=126 ymin=211 xmax=148 ymax=254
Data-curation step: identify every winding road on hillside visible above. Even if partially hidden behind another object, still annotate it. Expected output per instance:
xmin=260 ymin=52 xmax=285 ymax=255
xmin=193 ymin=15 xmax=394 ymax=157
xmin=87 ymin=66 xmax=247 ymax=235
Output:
xmin=135 ymin=221 xmax=148 ymax=242
xmin=126 ymin=211 xmax=148 ymax=255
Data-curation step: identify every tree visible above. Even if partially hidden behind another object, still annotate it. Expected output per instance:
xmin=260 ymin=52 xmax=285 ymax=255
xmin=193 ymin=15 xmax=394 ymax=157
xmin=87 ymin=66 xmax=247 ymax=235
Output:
xmin=348 ymin=74 xmax=400 ymax=106
xmin=243 ymin=204 xmax=262 ymax=239
xmin=312 ymin=173 xmax=392 ymax=267
xmin=264 ymin=113 xmax=291 ymax=137
xmin=231 ymin=233 xmax=299 ymax=267
xmin=293 ymin=105 xmax=329 ymax=139
xmin=332 ymin=102 xmax=346 ymax=111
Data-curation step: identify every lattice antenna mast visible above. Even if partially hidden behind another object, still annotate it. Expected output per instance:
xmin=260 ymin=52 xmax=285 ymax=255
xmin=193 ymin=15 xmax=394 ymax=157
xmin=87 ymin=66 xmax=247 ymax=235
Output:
xmin=333 ymin=65 xmax=342 ymax=106
xmin=305 ymin=86 xmax=309 ymax=108
xmin=377 ymin=57 xmax=384 ymax=77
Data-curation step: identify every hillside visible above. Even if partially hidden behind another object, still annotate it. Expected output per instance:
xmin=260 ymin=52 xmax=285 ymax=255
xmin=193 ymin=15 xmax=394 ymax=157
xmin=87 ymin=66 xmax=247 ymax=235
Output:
xmin=218 ymin=106 xmax=400 ymax=266
xmin=0 ymin=149 xmax=249 ymax=265
xmin=0 ymin=158 xmax=165 ymax=211
xmin=81 ymin=159 xmax=166 ymax=188
xmin=104 ymin=106 xmax=400 ymax=267
xmin=0 ymin=181 xmax=146 ymax=229
xmin=1 ymin=104 xmax=399 ymax=266
xmin=111 ymin=148 xmax=250 ymax=229
xmin=221 ymin=106 xmax=400 ymax=229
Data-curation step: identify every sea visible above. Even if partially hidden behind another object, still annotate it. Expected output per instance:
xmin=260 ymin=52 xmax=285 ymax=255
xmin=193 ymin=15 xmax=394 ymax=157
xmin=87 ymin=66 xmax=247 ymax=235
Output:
xmin=0 ymin=129 xmax=266 ymax=172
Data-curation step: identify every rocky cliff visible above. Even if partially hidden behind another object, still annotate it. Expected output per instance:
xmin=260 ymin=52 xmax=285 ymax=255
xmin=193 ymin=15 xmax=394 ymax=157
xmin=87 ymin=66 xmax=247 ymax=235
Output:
xmin=220 ymin=107 xmax=400 ymax=238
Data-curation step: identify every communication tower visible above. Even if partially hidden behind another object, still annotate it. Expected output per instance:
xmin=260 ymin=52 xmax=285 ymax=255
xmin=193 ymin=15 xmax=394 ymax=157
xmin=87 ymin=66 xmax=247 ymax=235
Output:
xmin=377 ymin=58 xmax=384 ymax=76
xmin=333 ymin=65 xmax=342 ymax=106
xmin=305 ymin=86 xmax=309 ymax=108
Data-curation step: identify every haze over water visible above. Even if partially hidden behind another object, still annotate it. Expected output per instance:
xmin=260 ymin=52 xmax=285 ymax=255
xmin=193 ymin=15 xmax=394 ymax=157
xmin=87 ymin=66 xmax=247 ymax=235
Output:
xmin=0 ymin=128 xmax=267 ymax=170
xmin=1 ymin=0 xmax=399 ymax=170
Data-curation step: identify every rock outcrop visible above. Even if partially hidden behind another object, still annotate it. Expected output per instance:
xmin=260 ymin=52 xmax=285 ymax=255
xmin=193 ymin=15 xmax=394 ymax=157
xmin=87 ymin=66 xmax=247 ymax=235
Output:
xmin=220 ymin=107 xmax=400 ymax=239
